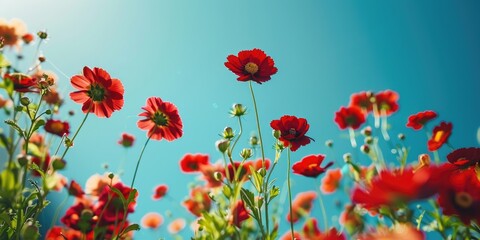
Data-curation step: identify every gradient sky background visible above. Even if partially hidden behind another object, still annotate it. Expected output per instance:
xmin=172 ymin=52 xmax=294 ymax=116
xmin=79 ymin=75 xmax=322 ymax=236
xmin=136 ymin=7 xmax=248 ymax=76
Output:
xmin=2 ymin=1 xmax=480 ymax=239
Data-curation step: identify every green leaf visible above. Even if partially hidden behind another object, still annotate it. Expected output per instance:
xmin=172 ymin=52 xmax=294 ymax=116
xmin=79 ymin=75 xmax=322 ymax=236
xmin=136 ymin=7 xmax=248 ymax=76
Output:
xmin=122 ymin=223 xmax=140 ymax=234
xmin=222 ymin=185 xmax=232 ymax=198
xmin=0 ymin=169 xmax=16 ymax=192
xmin=4 ymin=120 xmax=24 ymax=138
xmin=257 ymin=196 xmax=264 ymax=209
xmin=109 ymin=185 xmax=128 ymax=210
xmin=30 ymin=119 xmax=45 ymax=134
xmin=248 ymin=165 xmax=263 ymax=193
xmin=0 ymin=130 xmax=9 ymax=149
xmin=269 ymin=186 xmax=280 ymax=203
xmin=240 ymin=188 xmax=255 ymax=209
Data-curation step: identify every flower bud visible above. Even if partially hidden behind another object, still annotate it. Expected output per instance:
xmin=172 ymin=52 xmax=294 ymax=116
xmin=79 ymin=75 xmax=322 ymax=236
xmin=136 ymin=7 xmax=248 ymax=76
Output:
xmin=21 ymin=221 xmax=39 ymax=240
xmin=18 ymin=155 xmax=29 ymax=167
xmin=273 ymin=130 xmax=281 ymax=139
xmin=37 ymin=31 xmax=48 ymax=39
xmin=52 ymin=158 xmax=66 ymax=170
xmin=418 ymin=154 xmax=431 ymax=166
xmin=325 ymin=140 xmax=333 ymax=148
xmin=249 ymin=135 xmax=259 ymax=146
xmin=361 ymin=126 xmax=372 ymax=136
xmin=64 ymin=137 xmax=73 ymax=147
xmin=22 ymin=33 xmax=34 ymax=44
xmin=343 ymin=153 xmax=352 ymax=163
xmin=20 ymin=97 xmax=30 ymax=106
xmin=398 ymin=133 xmax=406 ymax=141
xmin=108 ymin=173 xmax=115 ymax=179
xmin=240 ymin=148 xmax=253 ymax=159
xmin=45 ymin=109 xmax=52 ymax=115
xmin=222 ymin=127 xmax=234 ymax=139
xmin=258 ymin=167 xmax=267 ymax=177
xmin=38 ymin=55 xmax=46 ymax=63
xmin=360 ymin=145 xmax=370 ymax=154
xmin=213 ymin=171 xmax=223 ymax=181
xmin=216 ymin=139 xmax=230 ymax=153
xmin=364 ymin=136 xmax=374 ymax=145
xmin=230 ymin=103 xmax=247 ymax=117
xmin=81 ymin=209 xmax=94 ymax=220
xmin=68 ymin=110 xmax=75 ymax=116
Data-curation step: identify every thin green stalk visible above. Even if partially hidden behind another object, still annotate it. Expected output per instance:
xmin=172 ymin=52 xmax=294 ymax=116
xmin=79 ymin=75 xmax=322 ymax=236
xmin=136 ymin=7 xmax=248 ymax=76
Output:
xmin=59 ymin=111 xmax=91 ymax=162
xmin=130 ymin=136 xmax=151 ymax=189
xmin=316 ymin=178 xmax=328 ymax=231
xmin=287 ymin=148 xmax=294 ymax=239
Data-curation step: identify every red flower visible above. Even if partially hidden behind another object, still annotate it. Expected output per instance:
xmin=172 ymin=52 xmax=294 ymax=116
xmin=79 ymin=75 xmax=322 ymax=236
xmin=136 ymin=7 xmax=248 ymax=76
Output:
xmin=179 ymin=153 xmax=210 ymax=173
xmin=117 ymin=133 xmax=135 ymax=147
xmin=287 ymin=191 xmax=317 ymax=223
xmin=4 ymin=73 xmax=38 ymax=93
xmin=406 ymin=110 xmax=437 ymax=130
xmin=137 ymin=97 xmax=183 ymax=141
xmin=270 ymin=115 xmax=313 ymax=152
xmin=447 ymin=147 xmax=480 ymax=169
xmin=280 ymin=231 xmax=302 ymax=240
xmin=152 ymin=184 xmax=168 ymax=200
xmin=224 ymin=48 xmax=278 ymax=84
xmin=44 ymin=119 xmax=70 ymax=137
xmin=334 ymin=106 xmax=366 ymax=130
xmin=22 ymin=33 xmax=34 ymax=44
xmin=253 ymin=158 xmax=271 ymax=171
xmin=231 ymin=201 xmax=249 ymax=227
xmin=96 ymin=182 xmax=137 ymax=224
xmin=427 ymin=121 xmax=452 ymax=151
xmin=61 ymin=202 xmax=96 ymax=233
xmin=321 ymin=168 xmax=343 ymax=194
xmin=225 ymin=161 xmax=252 ymax=182
xmin=70 ymin=66 xmax=124 ymax=118
xmin=303 ymin=219 xmax=346 ymax=240
xmin=199 ymin=163 xmax=224 ymax=188
xmin=183 ymin=187 xmax=211 ymax=217
xmin=437 ymin=168 xmax=480 ymax=224
xmin=31 ymin=154 xmax=50 ymax=177
xmin=292 ymin=154 xmax=333 ymax=178
xmin=45 ymin=226 xmax=83 ymax=240
xmin=67 ymin=180 xmax=84 ymax=198
xmin=374 ymin=90 xmax=399 ymax=116
xmin=349 ymin=91 xmax=374 ymax=113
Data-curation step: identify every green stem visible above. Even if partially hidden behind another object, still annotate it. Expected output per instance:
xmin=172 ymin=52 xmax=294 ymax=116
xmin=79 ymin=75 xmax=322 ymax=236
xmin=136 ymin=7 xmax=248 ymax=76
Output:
xmin=59 ymin=111 xmax=90 ymax=162
xmin=130 ymin=136 xmax=151 ymax=189
xmin=287 ymin=148 xmax=294 ymax=238
xmin=316 ymin=178 xmax=328 ymax=231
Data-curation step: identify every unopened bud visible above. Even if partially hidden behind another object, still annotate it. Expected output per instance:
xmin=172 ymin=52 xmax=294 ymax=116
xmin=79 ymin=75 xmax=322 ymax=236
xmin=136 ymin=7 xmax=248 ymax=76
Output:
xmin=222 ymin=127 xmax=234 ymax=139
xmin=38 ymin=55 xmax=46 ymax=62
xmin=108 ymin=173 xmax=115 ymax=179
xmin=273 ymin=130 xmax=281 ymax=139
xmin=360 ymin=145 xmax=370 ymax=154
xmin=258 ymin=167 xmax=267 ymax=177
xmin=81 ymin=209 xmax=94 ymax=220
xmin=240 ymin=148 xmax=253 ymax=159
xmin=20 ymin=97 xmax=30 ymax=106
xmin=213 ymin=171 xmax=223 ymax=181
xmin=361 ymin=126 xmax=372 ymax=136
xmin=364 ymin=136 xmax=374 ymax=145
xmin=343 ymin=153 xmax=352 ymax=163
xmin=68 ymin=110 xmax=75 ymax=116
xmin=21 ymin=221 xmax=39 ymax=240
xmin=325 ymin=140 xmax=333 ymax=148
xmin=249 ymin=135 xmax=259 ymax=146
xmin=37 ymin=31 xmax=48 ymax=39
xmin=18 ymin=155 xmax=29 ymax=166
xmin=230 ymin=103 xmax=247 ymax=117
xmin=45 ymin=109 xmax=52 ymax=115
xmin=64 ymin=137 xmax=73 ymax=147
xmin=52 ymin=158 xmax=66 ymax=170
xmin=216 ymin=139 xmax=230 ymax=153
xmin=398 ymin=133 xmax=406 ymax=141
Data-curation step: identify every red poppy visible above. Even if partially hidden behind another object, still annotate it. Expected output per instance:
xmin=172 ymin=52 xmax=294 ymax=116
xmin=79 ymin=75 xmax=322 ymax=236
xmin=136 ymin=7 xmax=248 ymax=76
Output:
xmin=45 ymin=226 xmax=83 ymax=240
xmin=406 ymin=110 xmax=437 ymax=130
xmin=67 ymin=180 xmax=84 ymax=198
xmin=437 ymin=168 xmax=480 ymax=224
xmin=4 ymin=73 xmax=38 ymax=93
xmin=224 ymin=48 xmax=278 ymax=84
xmin=287 ymin=191 xmax=317 ymax=223
xmin=137 ymin=97 xmax=183 ymax=141
xmin=70 ymin=66 xmax=124 ymax=118
xmin=270 ymin=115 xmax=313 ymax=152
xmin=152 ymin=184 xmax=168 ymax=200
xmin=334 ymin=106 xmax=366 ymax=130
xmin=321 ymin=168 xmax=343 ymax=193
xmin=374 ymin=90 xmax=399 ymax=116
xmin=183 ymin=187 xmax=211 ymax=217
xmin=117 ymin=133 xmax=135 ymax=147
xmin=44 ymin=119 xmax=70 ymax=137
xmin=349 ymin=91 xmax=374 ymax=113
xmin=179 ymin=153 xmax=210 ymax=173
xmin=447 ymin=147 xmax=480 ymax=169
xmin=231 ymin=201 xmax=249 ymax=227
xmin=427 ymin=121 xmax=452 ymax=151
xmin=292 ymin=154 xmax=333 ymax=178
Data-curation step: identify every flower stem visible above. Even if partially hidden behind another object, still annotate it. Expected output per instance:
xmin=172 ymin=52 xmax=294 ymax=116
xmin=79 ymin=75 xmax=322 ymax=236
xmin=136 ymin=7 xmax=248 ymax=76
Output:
xmin=287 ymin=148 xmax=294 ymax=239
xmin=317 ymin=179 xmax=328 ymax=231
xmin=130 ymin=136 xmax=151 ymax=189
xmin=348 ymin=128 xmax=357 ymax=148
xmin=59 ymin=111 xmax=90 ymax=162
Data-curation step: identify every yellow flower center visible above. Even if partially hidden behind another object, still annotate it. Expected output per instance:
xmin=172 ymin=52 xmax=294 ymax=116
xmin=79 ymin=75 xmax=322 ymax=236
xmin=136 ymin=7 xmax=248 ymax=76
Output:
xmin=244 ymin=62 xmax=259 ymax=75
xmin=51 ymin=122 xmax=64 ymax=133
xmin=433 ymin=130 xmax=444 ymax=142
xmin=454 ymin=191 xmax=473 ymax=208
xmin=152 ymin=111 xmax=168 ymax=126
xmin=308 ymin=163 xmax=318 ymax=170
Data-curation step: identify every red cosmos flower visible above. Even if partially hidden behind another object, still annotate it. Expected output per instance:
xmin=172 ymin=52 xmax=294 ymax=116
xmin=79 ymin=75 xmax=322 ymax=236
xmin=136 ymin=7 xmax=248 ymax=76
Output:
xmin=95 ymin=182 xmax=137 ymax=224
xmin=152 ymin=184 xmax=168 ymax=200
xmin=183 ymin=187 xmax=212 ymax=217
xmin=321 ymin=168 xmax=343 ymax=194
xmin=61 ymin=202 xmax=96 ymax=233
xmin=427 ymin=121 xmax=452 ymax=151
xmin=447 ymin=147 xmax=480 ymax=169
xmin=117 ymin=133 xmax=135 ymax=147
xmin=231 ymin=201 xmax=250 ymax=227
xmin=287 ymin=191 xmax=317 ymax=223
xmin=334 ymin=106 xmax=366 ymax=130
xmin=351 ymin=164 xmax=455 ymax=211
xmin=303 ymin=218 xmax=346 ymax=240
xmin=137 ymin=97 xmax=183 ymax=141
xmin=270 ymin=115 xmax=313 ymax=152
xmin=44 ymin=119 xmax=70 ymax=137
xmin=224 ymin=48 xmax=278 ymax=84
xmin=4 ymin=73 xmax=38 ymax=93
xmin=292 ymin=154 xmax=333 ymax=178
xmin=406 ymin=110 xmax=437 ymax=130
xmin=70 ymin=66 xmax=124 ymax=118
xmin=45 ymin=226 xmax=83 ymax=240
xmin=349 ymin=91 xmax=374 ymax=113
xmin=437 ymin=168 xmax=480 ymax=224
xmin=179 ymin=153 xmax=210 ymax=173
xmin=374 ymin=90 xmax=399 ymax=116
xmin=67 ymin=180 xmax=84 ymax=198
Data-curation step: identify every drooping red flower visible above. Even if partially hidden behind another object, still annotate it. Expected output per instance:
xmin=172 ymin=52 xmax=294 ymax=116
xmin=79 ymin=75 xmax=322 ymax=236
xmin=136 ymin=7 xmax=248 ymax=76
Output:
xmin=21 ymin=33 xmax=34 ymax=44
xmin=45 ymin=226 xmax=83 ymax=240
xmin=44 ymin=119 xmax=70 ymax=137
xmin=231 ymin=201 xmax=250 ymax=227
xmin=152 ymin=184 xmax=168 ymax=200
xmin=137 ymin=97 xmax=183 ymax=141
xmin=292 ymin=154 xmax=333 ymax=178
xmin=351 ymin=164 xmax=456 ymax=211
xmin=427 ymin=121 xmax=452 ymax=151
xmin=447 ymin=147 xmax=480 ymax=169
xmin=374 ymin=90 xmax=399 ymax=116
xmin=95 ymin=182 xmax=137 ymax=224
xmin=303 ymin=218 xmax=346 ymax=240
xmin=4 ymin=73 xmax=38 ymax=93
xmin=70 ymin=66 xmax=124 ymax=118
xmin=224 ymin=48 xmax=278 ymax=84
xmin=321 ymin=168 xmax=343 ymax=194
xmin=183 ymin=187 xmax=211 ymax=217
xmin=287 ymin=191 xmax=317 ymax=223
xmin=334 ymin=106 xmax=366 ymax=130
xmin=179 ymin=153 xmax=210 ymax=173
xmin=437 ymin=168 xmax=480 ymax=224
xmin=406 ymin=110 xmax=437 ymax=130
xmin=349 ymin=91 xmax=374 ymax=113
xmin=67 ymin=180 xmax=84 ymax=198
xmin=117 ymin=133 xmax=135 ymax=147
xmin=270 ymin=115 xmax=313 ymax=152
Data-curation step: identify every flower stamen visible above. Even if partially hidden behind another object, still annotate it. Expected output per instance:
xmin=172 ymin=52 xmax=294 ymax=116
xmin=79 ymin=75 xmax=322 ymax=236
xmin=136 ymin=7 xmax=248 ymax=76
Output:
xmin=244 ymin=62 xmax=259 ymax=75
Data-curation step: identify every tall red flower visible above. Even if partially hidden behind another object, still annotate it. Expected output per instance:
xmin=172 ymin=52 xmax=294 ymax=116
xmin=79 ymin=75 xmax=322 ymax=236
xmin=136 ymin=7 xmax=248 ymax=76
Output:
xmin=437 ymin=168 xmax=480 ymax=224
xmin=179 ymin=153 xmax=210 ymax=173
xmin=427 ymin=121 xmax=452 ymax=151
xmin=292 ymin=154 xmax=333 ymax=178
xmin=152 ymin=184 xmax=168 ymax=200
xmin=374 ymin=90 xmax=399 ymax=116
xmin=270 ymin=115 xmax=313 ymax=152
xmin=44 ymin=119 xmax=70 ymax=137
xmin=287 ymin=191 xmax=317 ymax=223
xmin=70 ymin=66 xmax=124 ymax=118
xmin=447 ymin=147 xmax=480 ymax=169
xmin=406 ymin=110 xmax=437 ymax=130
xmin=334 ymin=106 xmax=366 ymax=130
xmin=224 ymin=48 xmax=278 ymax=84
xmin=117 ymin=133 xmax=135 ymax=147
xmin=349 ymin=91 xmax=374 ymax=113
xmin=225 ymin=161 xmax=253 ymax=182
xmin=137 ymin=97 xmax=183 ymax=141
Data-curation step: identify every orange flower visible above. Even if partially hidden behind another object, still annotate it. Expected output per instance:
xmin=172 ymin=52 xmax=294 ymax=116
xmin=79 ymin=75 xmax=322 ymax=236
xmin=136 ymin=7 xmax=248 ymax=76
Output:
xmin=137 ymin=97 xmax=183 ymax=141
xmin=287 ymin=191 xmax=317 ymax=223
xmin=321 ymin=169 xmax=342 ymax=194
xmin=70 ymin=66 xmax=124 ymax=118
xmin=0 ymin=18 xmax=27 ymax=47
xmin=357 ymin=223 xmax=424 ymax=240
xmin=152 ymin=184 xmax=168 ymax=200
xmin=168 ymin=218 xmax=186 ymax=234
xmin=183 ymin=187 xmax=211 ymax=217
xmin=85 ymin=173 xmax=120 ymax=198
xmin=141 ymin=212 xmax=163 ymax=229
